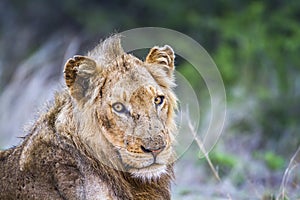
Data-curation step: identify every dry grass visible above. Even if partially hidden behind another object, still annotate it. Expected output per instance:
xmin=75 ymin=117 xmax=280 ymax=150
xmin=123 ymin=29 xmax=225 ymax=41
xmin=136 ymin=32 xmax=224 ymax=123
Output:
xmin=277 ymin=147 xmax=300 ymax=199
xmin=187 ymin=113 xmax=233 ymax=200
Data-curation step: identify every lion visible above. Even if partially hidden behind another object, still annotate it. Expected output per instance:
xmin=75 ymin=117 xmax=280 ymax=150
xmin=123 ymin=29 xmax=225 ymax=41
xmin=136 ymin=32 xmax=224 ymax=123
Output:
xmin=0 ymin=35 xmax=178 ymax=200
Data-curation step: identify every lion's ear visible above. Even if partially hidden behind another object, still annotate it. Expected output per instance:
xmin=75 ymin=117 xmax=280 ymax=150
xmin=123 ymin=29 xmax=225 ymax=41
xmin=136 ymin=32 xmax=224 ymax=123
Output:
xmin=145 ymin=45 xmax=175 ymax=77
xmin=64 ymin=55 xmax=97 ymax=101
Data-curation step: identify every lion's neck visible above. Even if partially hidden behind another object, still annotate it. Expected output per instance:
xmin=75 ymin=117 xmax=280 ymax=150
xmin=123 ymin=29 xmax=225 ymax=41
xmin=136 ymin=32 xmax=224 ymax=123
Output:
xmin=125 ymin=166 xmax=173 ymax=199
xmin=96 ymin=163 xmax=173 ymax=199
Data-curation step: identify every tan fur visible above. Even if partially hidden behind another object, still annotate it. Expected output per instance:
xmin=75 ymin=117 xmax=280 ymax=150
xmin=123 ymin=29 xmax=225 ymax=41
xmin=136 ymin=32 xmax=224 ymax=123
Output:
xmin=0 ymin=35 xmax=177 ymax=199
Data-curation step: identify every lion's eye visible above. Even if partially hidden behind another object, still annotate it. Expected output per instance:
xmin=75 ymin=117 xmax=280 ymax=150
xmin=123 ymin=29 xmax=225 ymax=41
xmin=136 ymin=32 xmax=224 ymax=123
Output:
xmin=154 ymin=96 xmax=164 ymax=106
xmin=112 ymin=102 xmax=126 ymax=113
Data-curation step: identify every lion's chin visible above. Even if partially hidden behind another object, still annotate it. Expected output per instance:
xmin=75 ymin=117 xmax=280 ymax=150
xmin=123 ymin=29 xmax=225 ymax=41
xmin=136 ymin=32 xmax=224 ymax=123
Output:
xmin=129 ymin=164 xmax=167 ymax=181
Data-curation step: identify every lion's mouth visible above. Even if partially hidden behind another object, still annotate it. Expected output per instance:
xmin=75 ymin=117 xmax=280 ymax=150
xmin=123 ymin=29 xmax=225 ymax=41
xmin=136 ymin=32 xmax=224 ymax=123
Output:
xmin=137 ymin=162 xmax=162 ymax=170
xmin=123 ymin=157 xmax=161 ymax=171
xmin=117 ymin=145 xmax=172 ymax=179
xmin=128 ymin=163 xmax=167 ymax=179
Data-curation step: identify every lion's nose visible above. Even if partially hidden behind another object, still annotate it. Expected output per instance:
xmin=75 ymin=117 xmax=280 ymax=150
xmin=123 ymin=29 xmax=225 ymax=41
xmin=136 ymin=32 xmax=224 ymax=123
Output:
xmin=140 ymin=145 xmax=165 ymax=157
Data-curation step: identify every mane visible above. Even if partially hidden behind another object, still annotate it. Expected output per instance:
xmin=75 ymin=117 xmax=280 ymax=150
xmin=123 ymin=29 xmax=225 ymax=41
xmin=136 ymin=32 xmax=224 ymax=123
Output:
xmin=87 ymin=35 xmax=125 ymax=67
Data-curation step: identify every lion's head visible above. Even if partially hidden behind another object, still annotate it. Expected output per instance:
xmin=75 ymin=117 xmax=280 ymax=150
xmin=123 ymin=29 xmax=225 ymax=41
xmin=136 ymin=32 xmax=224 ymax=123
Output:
xmin=63 ymin=36 xmax=177 ymax=180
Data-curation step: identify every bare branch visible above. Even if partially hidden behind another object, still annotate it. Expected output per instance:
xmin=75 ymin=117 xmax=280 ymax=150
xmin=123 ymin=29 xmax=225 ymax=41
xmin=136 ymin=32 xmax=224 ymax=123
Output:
xmin=277 ymin=146 xmax=300 ymax=199
xmin=185 ymin=108 xmax=232 ymax=200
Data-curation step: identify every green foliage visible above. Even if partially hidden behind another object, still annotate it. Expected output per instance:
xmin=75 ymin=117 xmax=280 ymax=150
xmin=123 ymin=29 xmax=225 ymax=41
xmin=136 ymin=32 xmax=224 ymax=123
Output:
xmin=206 ymin=1 xmax=300 ymax=155
xmin=207 ymin=150 xmax=238 ymax=176
xmin=254 ymin=151 xmax=285 ymax=171
xmin=213 ymin=1 xmax=300 ymax=92
xmin=263 ymin=151 xmax=285 ymax=171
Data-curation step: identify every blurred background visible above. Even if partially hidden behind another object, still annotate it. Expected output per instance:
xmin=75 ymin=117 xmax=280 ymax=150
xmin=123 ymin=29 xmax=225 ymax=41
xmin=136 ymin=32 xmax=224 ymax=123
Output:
xmin=0 ymin=0 xmax=299 ymax=199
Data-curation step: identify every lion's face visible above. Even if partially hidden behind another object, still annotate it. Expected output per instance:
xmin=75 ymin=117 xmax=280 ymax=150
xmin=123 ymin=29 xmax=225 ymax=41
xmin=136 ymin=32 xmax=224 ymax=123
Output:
xmin=64 ymin=37 xmax=177 ymax=179
xmin=99 ymin=62 xmax=174 ymax=178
